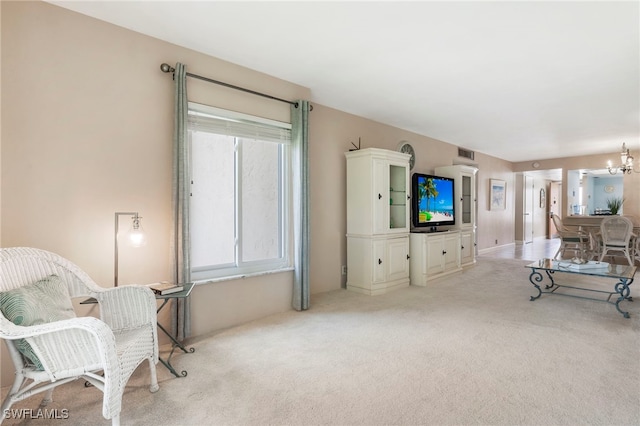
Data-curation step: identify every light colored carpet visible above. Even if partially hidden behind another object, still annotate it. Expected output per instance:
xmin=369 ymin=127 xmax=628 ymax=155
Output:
xmin=2 ymin=257 xmax=639 ymax=425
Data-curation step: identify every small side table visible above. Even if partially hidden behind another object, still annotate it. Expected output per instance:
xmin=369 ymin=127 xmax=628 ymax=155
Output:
xmin=155 ymin=282 xmax=196 ymax=378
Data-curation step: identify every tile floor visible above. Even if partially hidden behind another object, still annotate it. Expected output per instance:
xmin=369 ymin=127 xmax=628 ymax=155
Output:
xmin=482 ymin=236 xmax=639 ymax=266
xmin=481 ymin=237 xmax=561 ymax=262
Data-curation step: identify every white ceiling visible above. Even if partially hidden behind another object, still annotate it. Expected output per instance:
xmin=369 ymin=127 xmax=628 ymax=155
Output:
xmin=47 ymin=1 xmax=639 ymax=163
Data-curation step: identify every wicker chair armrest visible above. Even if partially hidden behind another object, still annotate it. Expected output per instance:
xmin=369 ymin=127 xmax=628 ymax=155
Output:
xmin=93 ymin=285 xmax=157 ymax=331
xmin=0 ymin=316 xmax=119 ymax=381
xmin=1 ymin=315 xmax=105 ymax=339
xmin=559 ymin=229 xmax=590 ymax=240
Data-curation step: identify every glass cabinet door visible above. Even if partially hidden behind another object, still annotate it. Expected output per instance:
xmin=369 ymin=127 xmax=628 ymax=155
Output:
xmin=389 ymin=163 xmax=408 ymax=230
xmin=461 ymin=174 xmax=472 ymax=225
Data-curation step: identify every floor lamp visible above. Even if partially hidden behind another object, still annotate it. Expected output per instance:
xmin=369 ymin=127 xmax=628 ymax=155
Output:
xmin=114 ymin=212 xmax=146 ymax=287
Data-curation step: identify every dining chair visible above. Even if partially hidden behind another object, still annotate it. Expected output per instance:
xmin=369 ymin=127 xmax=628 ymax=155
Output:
xmin=599 ymin=216 xmax=637 ymax=266
xmin=551 ymin=214 xmax=591 ymax=260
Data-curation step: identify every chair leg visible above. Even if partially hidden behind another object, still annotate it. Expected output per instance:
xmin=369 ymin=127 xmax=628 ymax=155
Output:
xmin=0 ymin=373 xmax=25 ymax=425
xmin=148 ymin=358 xmax=159 ymax=393
xmin=553 ymin=245 xmax=563 ymax=260
xmin=40 ymin=388 xmax=54 ymax=406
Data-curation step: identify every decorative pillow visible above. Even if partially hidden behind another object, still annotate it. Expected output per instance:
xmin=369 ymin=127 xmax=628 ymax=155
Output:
xmin=0 ymin=275 xmax=76 ymax=370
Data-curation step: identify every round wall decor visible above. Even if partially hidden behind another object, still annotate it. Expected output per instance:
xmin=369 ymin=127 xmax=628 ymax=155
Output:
xmin=397 ymin=141 xmax=415 ymax=170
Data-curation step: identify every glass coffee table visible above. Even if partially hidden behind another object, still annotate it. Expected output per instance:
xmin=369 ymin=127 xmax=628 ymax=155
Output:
xmin=525 ymin=259 xmax=637 ymax=318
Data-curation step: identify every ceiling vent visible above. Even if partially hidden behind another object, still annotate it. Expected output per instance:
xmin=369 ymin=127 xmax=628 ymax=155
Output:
xmin=458 ymin=147 xmax=475 ymax=160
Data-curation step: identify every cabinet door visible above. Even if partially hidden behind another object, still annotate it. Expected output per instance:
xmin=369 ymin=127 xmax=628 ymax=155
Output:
xmin=460 ymin=231 xmax=473 ymax=265
xmin=443 ymin=233 xmax=460 ymax=271
xmin=386 ymin=237 xmax=410 ymax=281
xmin=425 ymin=236 xmax=444 ymax=275
xmin=435 ymin=165 xmax=477 ymax=232
xmin=372 ymin=239 xmax=386 ymax=283
xmin=372 ymin=159 xmax=389 ymax=234
xmin=389 ymin=162 xmax=409 ymax=232
xmin=460 ymin=173 xmax=473 ymax=227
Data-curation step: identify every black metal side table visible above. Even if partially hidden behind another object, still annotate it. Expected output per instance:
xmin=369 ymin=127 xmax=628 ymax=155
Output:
xmin=155 ymin=282 xmax=195 ymax=377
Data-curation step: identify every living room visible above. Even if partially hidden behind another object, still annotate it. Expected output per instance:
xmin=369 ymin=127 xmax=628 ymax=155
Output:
xmin=1 ymin=2 xmax=639 ymax=424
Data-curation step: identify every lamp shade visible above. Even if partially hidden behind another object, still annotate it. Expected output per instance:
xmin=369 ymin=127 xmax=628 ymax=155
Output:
xmin=114 ymin=211 xmax=147 ymax=287
xmin=128 ymin=215 xmax=147 ymax=247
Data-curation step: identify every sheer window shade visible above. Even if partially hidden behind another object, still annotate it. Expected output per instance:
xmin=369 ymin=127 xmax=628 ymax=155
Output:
xmin=188 ymin=103 xmax=291 ymax=144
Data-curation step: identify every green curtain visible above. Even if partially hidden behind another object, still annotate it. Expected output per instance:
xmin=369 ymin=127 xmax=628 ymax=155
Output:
xmin=171 ymin=62 xmax=191 ymax=339
xmin=291 ymin=100 xmax=310 ymax=311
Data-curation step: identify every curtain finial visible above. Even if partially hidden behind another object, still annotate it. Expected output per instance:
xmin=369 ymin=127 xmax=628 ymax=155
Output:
xmin=160 ymin=63 xmax=175 ymax=73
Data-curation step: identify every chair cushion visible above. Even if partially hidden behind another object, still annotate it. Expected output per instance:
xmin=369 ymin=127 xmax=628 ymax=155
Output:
xmin=0 ymin=275 xmax=76 ymax=370
xmin=564 ymin=237 xmax=588 ymax=242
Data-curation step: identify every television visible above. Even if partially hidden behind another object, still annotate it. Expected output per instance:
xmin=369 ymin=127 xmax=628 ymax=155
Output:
xmin=412 ymin=173 xmax=455 ymax=230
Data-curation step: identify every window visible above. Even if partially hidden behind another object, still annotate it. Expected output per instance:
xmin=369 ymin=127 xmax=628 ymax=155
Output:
xmin=188 ymin=103 xmax=291 ymax=281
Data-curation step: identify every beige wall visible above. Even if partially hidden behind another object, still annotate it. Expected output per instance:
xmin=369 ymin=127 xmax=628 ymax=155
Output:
xmin=475 ymin=152 xmax=516 ymax=250
xmin=0 ymin=1 xmax=306 ymax=385
xmin=2 ymin=1 xmax=521 ymax=385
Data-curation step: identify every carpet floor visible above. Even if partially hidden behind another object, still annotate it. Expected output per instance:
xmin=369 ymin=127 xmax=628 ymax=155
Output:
xmin=2 ymin=256 xmax=639 ymax=425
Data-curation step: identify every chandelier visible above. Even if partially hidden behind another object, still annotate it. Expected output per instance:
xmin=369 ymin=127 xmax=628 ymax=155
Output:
xmin=607 ymin=143 xmax=638 ymax=174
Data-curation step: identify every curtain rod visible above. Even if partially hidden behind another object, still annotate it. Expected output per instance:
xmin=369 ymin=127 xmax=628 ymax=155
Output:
xmin=160 ymin=63 xmax=299 ymax=108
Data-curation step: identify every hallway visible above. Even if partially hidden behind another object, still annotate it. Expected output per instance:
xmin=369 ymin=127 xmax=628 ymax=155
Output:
xmin=481 ymin=238 xmax=561 ymax=262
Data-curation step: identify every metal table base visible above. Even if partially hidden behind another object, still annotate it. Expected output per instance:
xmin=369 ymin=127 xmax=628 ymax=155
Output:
xmin=526 ymin=259 xmax=636 ymax=318
xmin=154 ymin=283 xmax=195 ymax=378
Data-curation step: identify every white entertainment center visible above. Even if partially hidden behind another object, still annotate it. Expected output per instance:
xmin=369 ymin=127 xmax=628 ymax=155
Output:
xmin=409 ymin=230 xmax=461 ymax=285
xmin=435 ymin=164 xmax=478 ymax=268
xmin=346 ymin=148 xmax=478 ymax=293
xmin=345 ymin=148 xmax=411 ymax=295
xmin=410 ymin=164 xmax=478 ymax=285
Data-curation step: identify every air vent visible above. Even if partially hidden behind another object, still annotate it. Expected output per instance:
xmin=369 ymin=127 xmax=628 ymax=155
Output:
xmin=458 ymin=147 xmax=475 ymax=160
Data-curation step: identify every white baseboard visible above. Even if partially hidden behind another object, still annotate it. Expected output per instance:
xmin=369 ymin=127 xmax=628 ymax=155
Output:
xmin=478 ymin=243 xmax=515 ymax=255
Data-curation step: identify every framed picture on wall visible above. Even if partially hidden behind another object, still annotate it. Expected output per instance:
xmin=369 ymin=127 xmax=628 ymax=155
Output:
xmin=540 ymin=188 xmax=546 ymax=208
xmin=490 ymin=179 xmax=506 ymax=210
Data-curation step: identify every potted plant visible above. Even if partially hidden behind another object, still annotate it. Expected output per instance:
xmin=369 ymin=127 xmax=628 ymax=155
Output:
xmin=606 ymin=197 xmax=624 ymax=215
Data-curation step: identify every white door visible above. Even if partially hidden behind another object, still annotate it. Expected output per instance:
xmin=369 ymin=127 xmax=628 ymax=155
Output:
xmin=372 ymin=240 xmax=386 ymax=283
xmin=426 ymin=237 xmax=444 ymax=275
xmin=372 ymin=160 xmax=389 ymax=235
xmin=460 ymin=231 xmax=473 ymax=265
xmin=386 ymin=237 xmax=409 ymax=281
xmin=443 ymin=233 xmax=460 ymax=271
xmin=548 ymin=181 xmax=562 ymax=238
xmin=524 ymin=176 xmax=534 ymax=243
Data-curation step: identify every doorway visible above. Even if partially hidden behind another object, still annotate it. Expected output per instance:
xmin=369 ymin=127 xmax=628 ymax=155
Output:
xmin=523 ymin=175 xmax=534 ymax=244
xmin=515 ymin=169 xmax=562 ymax=244
xmin=548 ymin=181 xmax=562 ymax=238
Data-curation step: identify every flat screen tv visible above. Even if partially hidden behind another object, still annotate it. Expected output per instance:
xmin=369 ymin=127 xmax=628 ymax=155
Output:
xmin=412 ymin=173 xmax=455 ymax=229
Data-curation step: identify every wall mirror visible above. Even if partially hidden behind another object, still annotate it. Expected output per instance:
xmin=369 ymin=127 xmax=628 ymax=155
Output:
xmin=566 ymin=169 xmax=623 ymax=216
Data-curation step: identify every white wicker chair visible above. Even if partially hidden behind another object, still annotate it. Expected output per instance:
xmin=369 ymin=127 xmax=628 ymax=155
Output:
xmin=0 ymin=247 xmax=159 ymax=425
xmin=599 ymin=216 xmax=637 ymax=266
xmin=551 ymin=214 xmax=591 ymax=260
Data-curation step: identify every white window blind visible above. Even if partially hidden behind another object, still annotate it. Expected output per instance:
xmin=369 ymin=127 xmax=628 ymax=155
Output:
xmin=188 ymin=103 xmax=291 ymax=144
